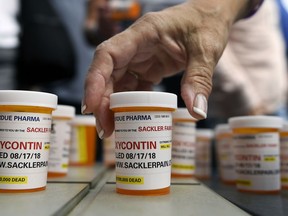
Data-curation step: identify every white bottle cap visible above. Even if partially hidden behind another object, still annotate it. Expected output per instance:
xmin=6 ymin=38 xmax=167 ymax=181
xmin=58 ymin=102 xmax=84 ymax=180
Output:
xmin=71 ymin=115 xmax=96 ymax=126
xmin=173 ymin=108 xmax=197 ymax=121
xmin=214 ymin=124 xmax=231 ymax=135
xmin=229 ymin=115 xmax=283 ymax=129
xmin=281 ymin=121 xmax=288 ymax=132
xmin=0 ymin=90 xmax=57 ymax=109
xmin=196 ymin=128 xmax=214 ymax=138
xmin=110 ymin=91 xmax=177 ymax=109
xmin=52 ymin=105 xmax=76 ymax=118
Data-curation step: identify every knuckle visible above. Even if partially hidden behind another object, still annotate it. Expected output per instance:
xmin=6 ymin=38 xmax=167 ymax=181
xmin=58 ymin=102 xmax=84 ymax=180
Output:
xmin=184 ymin=66 xmax=213 ymax=94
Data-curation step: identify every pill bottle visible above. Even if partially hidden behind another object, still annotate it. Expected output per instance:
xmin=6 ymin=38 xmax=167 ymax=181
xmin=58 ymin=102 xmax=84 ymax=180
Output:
xmin=215 ymin=124 xmax=236 ymax=184
xmin=109 ymin=0 xmax=141 ymax=21
xmin=280 ymin=121 xmax=288 ymax=189
xmin=69 ymin=115 xmax=97 ymax=166
xmin=0 ymin=90 xmax=57 ymax=192
xmin=103 ymin=131 xmax=116 ymax=168
xmin=110 ymin=91 xmax=177 ymax=196
xmin=171 ymin=108 xmax=197 ymax=178
xmin=195 ymin=128 xmax=214 ymax=180
xmin=229 ymin=115 xmax=283 ymax=194
xmin=48 ymin=105 xmax=75 ymax=177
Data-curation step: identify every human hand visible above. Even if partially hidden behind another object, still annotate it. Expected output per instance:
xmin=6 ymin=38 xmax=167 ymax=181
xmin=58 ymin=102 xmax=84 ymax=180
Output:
xmin=82 ymin=0 xmax=262 ymax=138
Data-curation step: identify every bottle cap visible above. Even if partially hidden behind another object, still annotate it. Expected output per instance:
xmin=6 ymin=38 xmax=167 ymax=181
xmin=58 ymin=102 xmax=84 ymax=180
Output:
xmin=281 ymin=121 xmax=288 ymax=132
xmin=215 ymin=124 xmax=231 ymax=135
xmin=173 ymin=108 xmax=197 ymax=121
xmin=71 ymin=115 xmax=96 ymax=126
xmin=196 ymin=129 xmax=214 ymax=138
xmin=110 ymin=91 xmax=177 ymax=109
xmin=229 ymin=116 xmax=283 ymax=129
xmin=52 ymin=105 xmax=76 ymax=118
xmin=0 ymin=90 xmax=57 ymax=109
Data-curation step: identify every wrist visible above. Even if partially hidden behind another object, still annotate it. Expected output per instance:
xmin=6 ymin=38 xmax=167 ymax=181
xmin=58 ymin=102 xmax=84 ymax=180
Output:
xmin=243 ymin=0 xmax=264 ymax=18
xmin=217 ymin=0 xmax=264 ymax=23
xmin=231 ymin=0 xmax=264 ymax=20
xmin=184 ymin=0 xmax=263 ymax=26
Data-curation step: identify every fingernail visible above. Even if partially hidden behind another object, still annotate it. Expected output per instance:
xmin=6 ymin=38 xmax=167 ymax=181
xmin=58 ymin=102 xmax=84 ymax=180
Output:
xmin=96 ymin=119 xmax=104 ymax=139
xmin=81 ymin=100 xmax=92 ymax=114
xmin=81 ymin=103 xmax=87 ymax=114
xmin=193 ymin=94 xmax=207 ymax=119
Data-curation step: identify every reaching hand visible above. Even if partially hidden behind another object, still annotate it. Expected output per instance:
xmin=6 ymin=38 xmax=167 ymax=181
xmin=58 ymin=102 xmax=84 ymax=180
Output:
xmin=82 ymin=0 xmax=262 ymax=138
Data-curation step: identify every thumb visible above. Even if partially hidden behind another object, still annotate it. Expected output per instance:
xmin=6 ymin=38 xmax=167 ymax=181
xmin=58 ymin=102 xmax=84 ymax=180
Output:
xmin=180 ymin=25 xmax=227 ymax=120
xmin=181 ymin=65 xmax=214 ymax=120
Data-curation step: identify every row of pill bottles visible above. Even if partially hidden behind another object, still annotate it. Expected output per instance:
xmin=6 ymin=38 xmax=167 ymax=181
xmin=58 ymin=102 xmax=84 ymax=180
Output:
xmin=216 ymin=116 xmax=284 ymax=194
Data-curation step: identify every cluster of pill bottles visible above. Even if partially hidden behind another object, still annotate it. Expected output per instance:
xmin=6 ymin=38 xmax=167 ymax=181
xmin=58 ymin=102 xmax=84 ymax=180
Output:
xmin=49 ymin=111 xmax=97 ymax=178
xmin=48 ymin=111 xmax=97 ymax=179
xmin=171 ymin=109 xmax=214 ymax=179
xmin=214 ymin=115 xmax=285 ymax=194
xmin=110 ymin=91 xmax=218 ymax=196
xmin=0 ymin=90 xmax=99 ymax=193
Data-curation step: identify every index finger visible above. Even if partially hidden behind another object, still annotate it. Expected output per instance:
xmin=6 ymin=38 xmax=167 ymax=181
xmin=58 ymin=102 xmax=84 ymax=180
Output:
xmin=83 ymin=43 xmax=114 ymax=114
xmin=82 ymin=29 xmax=143 ymax=138
xmin=82 ymin=29 xmax=141 ymax=114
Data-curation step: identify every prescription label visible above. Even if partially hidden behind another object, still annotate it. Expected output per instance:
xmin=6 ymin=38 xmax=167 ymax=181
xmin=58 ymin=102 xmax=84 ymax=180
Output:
xmin=195 ymin=138 xmax=211 ymax=178
xmin=172 ymin=122 xmax=196 ymax=175
xmin=280 ymin=136 xmax=288 ymax=188
xmin=217 ymin=136 xmax=236 ymax=182
xmin=48 ymin=119 xmax=72 ymax=173
xmin=104 ymin=132 xmax=116 ymax=166
xmin=70 ymin=126 xmax=88 ymax=164
xmin=114 ymin=111 xmax=172 ymax=190
xmin=0 ymin=112 xmax=52 ymax=190
xmin=233 ymin=132 xmax=280 ymax=191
